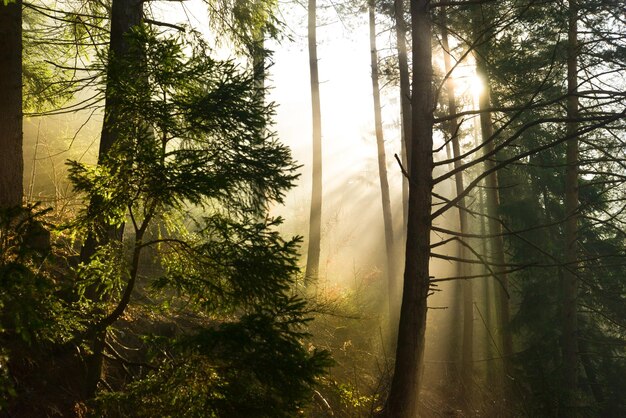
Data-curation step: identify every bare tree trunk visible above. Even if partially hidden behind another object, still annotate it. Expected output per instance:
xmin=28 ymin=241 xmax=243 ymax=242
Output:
xmin=369 ymin=0 xmax=397 ymax=318
xmin=0 ymin=0 xmax=23 ymax=208
xmin=305 ymin=0 xmax=322 ymax=281
xmin=479 ymin=188 xmax=497 ymax=387
xmin=441 ymin=8 xmax=473 ymax=398
xmin=471 ymin=5 xmax=513 ymax=375
xmin=562 ymin=0 xmax=580 ymax=411
xmin=470 ymin=94 xmax=497 ymax=388
xmin=393 ymin=0 xmax=410 ymax=227
xmin=383 ymin=1 xmax=433 ymax=416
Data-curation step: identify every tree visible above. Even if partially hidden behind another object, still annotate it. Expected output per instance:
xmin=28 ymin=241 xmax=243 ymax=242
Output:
xmin=74 ymin=27 xmax=327 ymax=414
xmin=305 ymin=0 xmax=323 ymax=281
xmin=470 ymin=3 xmax=514 ymax=377
xmin=81 ymin=0 xmax=143 ymax=260
xmin=79 ymin=0 xmax=145 ymax=399
xmin=0 ymin=23 xmax=329 ymax=415
xmin=393 ymin=0 xmax=410 ymax=226
xmin=466 ymin=1 xmax=626 ymax=414
xmin=0 ymin=0 xmax=23 ymax=207
xmin=382 ymin=0 xmax=432 ymax=416
xmin=203 ymin=0 xmax=283 ymax=98
xmin=368 ymin=0 xmax=397 ymax=318
xmin=440 ymin=6 xmax=474 ymax=396
xmin=561 ymin=0 xmax=580 ymax=410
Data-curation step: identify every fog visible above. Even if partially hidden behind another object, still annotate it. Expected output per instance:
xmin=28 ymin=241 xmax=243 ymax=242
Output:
xmin=13 ymin=0 xmax=625 ymax=415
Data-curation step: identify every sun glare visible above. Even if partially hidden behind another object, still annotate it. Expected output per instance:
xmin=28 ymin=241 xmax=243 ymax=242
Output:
xmin=453 ymin=72 xmax=484 ymax=104
xmin=469 ymin=73 xmax=484 ymax=100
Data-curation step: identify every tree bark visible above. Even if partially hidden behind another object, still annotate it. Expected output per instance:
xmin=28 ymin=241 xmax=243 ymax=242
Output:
xmin=393 ymin=0 xmax=411 ymax=228
xmin=80 ymin=0 xmax=144 ymax=262
xmin=471 ymin=5 xmax=513 ymax=375
xmin=100 ymin=0 xmax=144 ymax=158
xmin=0 ymin=0 xmax=23 ymax=208
xmin=562 ymin=0 xmax=580 ymax=411
xmin=441 ymin=8 xmax=473 ymax=397
xmin=383 ymin=0 xmax=433 ymax=416
xmin=369 ymin=0 xmax=397 ymax=318
xmin=305 ymin=0 xmax=322 ymax=281
xmin=251 ymin=35 xmax=266 ymax=94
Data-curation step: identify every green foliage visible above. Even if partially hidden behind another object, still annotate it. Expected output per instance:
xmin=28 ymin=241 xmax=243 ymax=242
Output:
xmin=0 ymin=205 xmax=78 ymax=344
xmin=486 ymin=1 xmax=626 ymax=413
xmin=95 ymin=300 xmax=331 ymax=417
xmin=0 ymin=205 xmax=83 ymax=408
xmin=60 ymin=25 xmax=327 ymax=415
xmin=3 ymin=17 xmax=325 ymax=416
xmin=69 ymin=26 xmax=297 ymax=233
xmin=303 ymin=272 xmax=389 ymax=417
xmin=435 ymin=1 xmax=626 ymax=414
xmin=205 ymin=0 xmax=284 ymax=56
xmin=22 ymin=2 xmax=107 ymax=112
xmin=154 ymin=216 xmax=302 ymax=312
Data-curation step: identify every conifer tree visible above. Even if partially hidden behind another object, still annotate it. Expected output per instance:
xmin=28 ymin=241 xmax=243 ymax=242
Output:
xmin=68 ymin=26 xmax=329 ymax=415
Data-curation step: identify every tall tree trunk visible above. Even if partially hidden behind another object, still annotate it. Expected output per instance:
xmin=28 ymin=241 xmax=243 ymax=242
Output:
xmin=81 ymin=0 xmax=144 ymax=262
xmin=369 ymin=0 xmax=397 ymax=318
xmin=100 ymin=0 xmax=143 ymax=158
xmin=383 ymin=0 xmax=433 ymax=416
xmin=0 ymin=0 xmax=23 ymax=208
xmin=562 ymin=0 xmax=580 ymax=411
xmin=393 ymin=0 xmax=410 ymax=227
xmin=250 ymin=30 xmax=269 ymax=215
xmin=249 ymin=15 xmax=267 ymax=101
xmin=82 ymin=0 xmax=144 ymax=399
xmin=471 ymin=94 xmax=496 ymax=387
xmin=479 ymin=188 xmax=497 ymax=386
xmin=441 ymin=8 xmax=473 ymax=397
xmin=471 ymin=5 xmax=513 ymax=376
xmin=305 ymin=0 xmax=322 ymax=281
xmin=251 ymin=35 xmax=266 ymax=94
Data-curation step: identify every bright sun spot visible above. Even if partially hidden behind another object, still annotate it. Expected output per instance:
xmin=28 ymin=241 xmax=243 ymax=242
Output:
xmin=453 ymin=72 xmax=484 ymax=104
xmin=470 ymin=73 xmax=484 ymax=99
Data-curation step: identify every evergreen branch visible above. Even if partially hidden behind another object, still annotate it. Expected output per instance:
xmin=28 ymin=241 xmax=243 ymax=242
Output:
xmin=432 ymin=109 xmax=626 ymax=217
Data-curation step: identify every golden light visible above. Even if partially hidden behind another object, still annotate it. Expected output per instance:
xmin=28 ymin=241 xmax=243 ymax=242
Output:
xmin=453 ymin=72 xmax=484 ymax=105
xmin=470 ymin=73 xmax=485 ymax=101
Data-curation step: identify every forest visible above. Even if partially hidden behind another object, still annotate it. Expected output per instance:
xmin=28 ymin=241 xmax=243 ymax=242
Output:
xmin=0 ymin=0 xmax=625 ymax=416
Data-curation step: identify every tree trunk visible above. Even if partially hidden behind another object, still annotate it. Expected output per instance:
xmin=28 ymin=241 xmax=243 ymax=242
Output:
xmin=251 ymin=34 xmax=266 ymax=94
xmin=100 ymin=0 xmax=144 ymax=158
xmin=383 ymin=1 xmax=433 ymax=416
xmin=80 ymin=0 xmax=144 ymax=262
xmin=305 ymin=0 xmax=322 ymax=281
xmin=471 ymin=5 xmax=513 ymax=375
xmin=441 ymin=8 xmax=474 ymax=398
xmin=82 ymin=0 xmax=144 ymax=399
xmin=0 ymin=0 xmax=23 ymax=208
xmin=471 ymin=94 xmax=497 ymax=388
xmin=393 ymin=0 xmax=410 ymax=228
xmin=562 ymin=0 xmax=580 ymax=411
xmin=479 ymin=188 xmax=497 ymax=387
xmin=369 ymin=0 xmax=397 ymax=318
xmin=250 ymin=31 xmax=269 ymax=215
